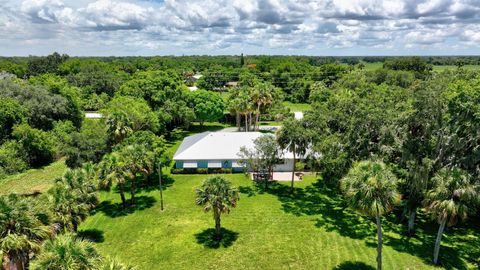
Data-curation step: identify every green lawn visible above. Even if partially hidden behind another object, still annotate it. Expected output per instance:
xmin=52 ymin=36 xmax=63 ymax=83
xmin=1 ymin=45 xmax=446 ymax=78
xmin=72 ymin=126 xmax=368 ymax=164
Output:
xmin=283 ymin=102 xmax=312 ymax=112
xmin=0 ymin=159 xmax=67 ymax=195
xmin=432 ymin=65 xmax=480 ymax=72
xmin=363 ymin=62 xmax=480 ymax=72
xmin=79 ymin=173 xmax=479 ymax=269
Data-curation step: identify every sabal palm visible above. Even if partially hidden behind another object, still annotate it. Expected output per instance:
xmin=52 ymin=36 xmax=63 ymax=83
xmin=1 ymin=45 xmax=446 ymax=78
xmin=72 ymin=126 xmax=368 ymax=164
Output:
xmin=276 ymin=118 xmax=310 ymax=190
xmin=195 ymin=176 xmax=239 ymax=240
xmin=341 ymin=161 xmax=400 ymax=270
xmin=106 ymin=112 xmax=133 ymax=143
xmin=98 ymin=153 xmax=128 ymax=209
xmin=423 ymin=167 xmax=479 ymax=265
xmin=31 ymin=233 xmax=101 ymax=270
xmin=49 ymin=169 xmax=99 ymax=232
xmin=251 ymin=83 xmax=273 ymax=130
xmin=0 ymin=194 xmax=50 ymax=270
xmin=120 ymin=144 xmax=153 ymax=205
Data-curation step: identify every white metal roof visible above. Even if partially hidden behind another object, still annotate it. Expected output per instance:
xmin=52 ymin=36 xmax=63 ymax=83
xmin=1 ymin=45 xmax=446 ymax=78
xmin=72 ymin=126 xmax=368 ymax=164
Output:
xmin=173 ymin=132 xmax=295 ymax=160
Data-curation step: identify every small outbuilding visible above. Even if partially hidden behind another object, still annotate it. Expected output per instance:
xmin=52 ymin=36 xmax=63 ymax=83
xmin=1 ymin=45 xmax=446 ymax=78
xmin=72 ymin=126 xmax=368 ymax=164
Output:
xmin=173 ymin=132 xmax=296 ymax=172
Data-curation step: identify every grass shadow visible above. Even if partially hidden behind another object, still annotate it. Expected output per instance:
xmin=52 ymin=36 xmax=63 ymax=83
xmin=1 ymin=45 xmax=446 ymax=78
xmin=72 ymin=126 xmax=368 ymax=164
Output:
xmin=95 ymin=195 xmax=156 ymax=218
xmin=195 ymin=228 xmax=239 ymax=249
xmin=77 ymin=229 xmax=104 ymax=243
xmin=266 ymin=181 xmax=374 ymax=240
xmin=333 ymin=261 xmax=375 ymax=270
xmin=136 ymin=173 xmax=175 ymax=192
xmin=267 ymin=178 xmax=475 ymax=269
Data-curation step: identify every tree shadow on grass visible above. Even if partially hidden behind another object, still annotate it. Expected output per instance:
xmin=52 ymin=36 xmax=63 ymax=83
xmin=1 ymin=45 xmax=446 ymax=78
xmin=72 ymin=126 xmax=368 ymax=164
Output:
xmin=194 ymin=228 xmax=239 ymax=249
xmin=136 ymin=173 xmax=175 ymax=193
xmin=266 ymin=181 xmax=374 ymax=240
xmin=77 ymin=229 xmax=104 ymax=243
xmin=333 ymin=261 xmax=375 ymax=270
xmin=267 ymin=178 xmax=475 ymax=269
xmin=95 ymin=195 xmax=156 ymax=218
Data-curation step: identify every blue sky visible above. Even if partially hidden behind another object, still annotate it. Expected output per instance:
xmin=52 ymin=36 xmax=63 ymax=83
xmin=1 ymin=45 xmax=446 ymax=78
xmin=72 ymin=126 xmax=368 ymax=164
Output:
xmin=1 ymin=0 xmax=480 ymax=56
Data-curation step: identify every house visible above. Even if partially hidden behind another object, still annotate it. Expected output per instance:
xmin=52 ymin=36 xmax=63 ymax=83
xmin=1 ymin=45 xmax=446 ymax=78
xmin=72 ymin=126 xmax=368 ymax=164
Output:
xmin=173 ymin=132 xmax=295 ymax=172
xmin=225 ymin=81 xmax=238 ymax=88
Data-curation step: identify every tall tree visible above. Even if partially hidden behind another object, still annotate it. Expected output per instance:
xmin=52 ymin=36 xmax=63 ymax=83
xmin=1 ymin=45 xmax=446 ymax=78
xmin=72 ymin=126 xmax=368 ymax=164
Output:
xmin=195 ymin=176 xmax=239 ymax=240
xmin=423 ymin=168 xmax=479 ymax=265
xmin=189 ymin=90 xmax=225 ymax=126
xmin=98 ymin=153 xmax=128 ymax=209
xmin=0 ymin=194 xmax=50 ymax=270
xmin=238 ymin=134 xmax=280 ymax=189
xmin=276 ymin=118 xmax=310 ymax=191
xmin=341 ymin=160 xmax=400 ymax=270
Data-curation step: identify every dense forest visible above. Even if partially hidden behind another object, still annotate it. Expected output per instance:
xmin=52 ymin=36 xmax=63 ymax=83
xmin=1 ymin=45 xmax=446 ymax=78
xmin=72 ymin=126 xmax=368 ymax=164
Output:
xmin=0 ymin=53 xmax=479 ymax=269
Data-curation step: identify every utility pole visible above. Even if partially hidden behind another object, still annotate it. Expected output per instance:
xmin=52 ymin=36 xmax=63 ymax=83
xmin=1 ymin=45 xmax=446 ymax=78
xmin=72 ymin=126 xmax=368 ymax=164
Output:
xmin=158 ymin=161 xmax=164 ymax=211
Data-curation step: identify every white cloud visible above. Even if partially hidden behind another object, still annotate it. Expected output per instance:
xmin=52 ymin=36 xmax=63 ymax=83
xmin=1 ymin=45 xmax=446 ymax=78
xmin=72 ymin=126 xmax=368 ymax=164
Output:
xmin=0 ymin=0 xmax=479 ymax=55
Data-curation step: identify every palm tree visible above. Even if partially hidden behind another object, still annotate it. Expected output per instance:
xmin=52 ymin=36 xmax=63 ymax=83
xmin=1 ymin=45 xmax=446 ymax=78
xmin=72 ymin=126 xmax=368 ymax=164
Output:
xmin=340 ymin=160 xmax=400 ymax=270
xmin=120 ymin=144 xmax=152 ymax=206
xmin=0 ymin=194 xmax=50 ymax=270
xmin=98 ymin=153 xmax=128 ymax=209
xmin=31 ymin=233 xmax=101 ymax=270
xmin=48 ymin=169 xmax=98 ymax=232
xmin=423 ymin=167 xmax=479 ymax=265
xmin=105 ymin=112 xmax=133 ymax=143
xmin=251 ymin=83 xmax=274 ymax=131
xmin=276 ymin=118 xmax=310 ymax=191
xmin=99 ymin=257 xmax=136 ymax=270
xmin=195 ymin=176 xmax=239 ymax=240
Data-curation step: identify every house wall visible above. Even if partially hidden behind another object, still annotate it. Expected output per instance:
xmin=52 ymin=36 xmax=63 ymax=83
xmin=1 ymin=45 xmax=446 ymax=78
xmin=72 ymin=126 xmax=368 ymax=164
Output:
xmin=274 ymin=159 xmax=294 ymax=172
xmin=175 ymin=159 xmax=295 ymax=172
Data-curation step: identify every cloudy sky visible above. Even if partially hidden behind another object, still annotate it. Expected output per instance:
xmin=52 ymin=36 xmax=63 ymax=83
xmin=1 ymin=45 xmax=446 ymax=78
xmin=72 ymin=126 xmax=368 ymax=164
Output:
xmin=1 ymin=0 xmax=480 ymax=56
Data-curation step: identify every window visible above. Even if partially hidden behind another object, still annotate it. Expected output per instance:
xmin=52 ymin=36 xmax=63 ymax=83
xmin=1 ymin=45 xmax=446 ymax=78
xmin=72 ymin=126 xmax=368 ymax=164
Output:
xmin=183 ymin=161 xmax=197 ymax=168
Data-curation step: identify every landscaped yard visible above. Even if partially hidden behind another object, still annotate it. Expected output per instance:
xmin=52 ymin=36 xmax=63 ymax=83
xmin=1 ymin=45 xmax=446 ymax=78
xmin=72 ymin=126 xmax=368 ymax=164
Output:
xmin=0 ymin=159 xmax=67 ymax=195
xmin=79 ymin=173 xmax=479 ymax=269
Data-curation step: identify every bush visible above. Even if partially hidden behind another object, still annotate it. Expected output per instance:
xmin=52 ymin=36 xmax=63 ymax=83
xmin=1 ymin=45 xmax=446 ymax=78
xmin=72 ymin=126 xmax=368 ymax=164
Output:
xmin=12 ymin=124 xmax=55 ymax=167
xmin=0 ymin=140 xmax=28 ymax=176
xmin=65 ymin=119 xmax=108 ymax=168
xmin=197 ymin=168 xmax=209 ymax=174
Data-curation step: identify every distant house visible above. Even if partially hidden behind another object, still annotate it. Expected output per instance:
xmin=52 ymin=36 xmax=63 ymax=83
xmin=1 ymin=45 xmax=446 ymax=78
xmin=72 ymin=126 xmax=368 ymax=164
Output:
xmin=225 ymin=81 xmax=238 ymax=88
xmin=188 ymin=86 xmax=198 ymax=91
xmin=0 ymin=71 xmax=16 ymax=80
xmin=173 ymin=132 xmax=296 ymax=172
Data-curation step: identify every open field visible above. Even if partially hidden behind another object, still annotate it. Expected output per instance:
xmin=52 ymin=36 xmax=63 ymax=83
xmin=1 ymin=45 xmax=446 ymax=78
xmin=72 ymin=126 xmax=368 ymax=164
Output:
xmin=79 ymin=173 xmax=479 ymax=270
xmin=0 ymin=159 xmax=67 ymax=195
xmin=363 ymin=62 xmax=480 ymax=72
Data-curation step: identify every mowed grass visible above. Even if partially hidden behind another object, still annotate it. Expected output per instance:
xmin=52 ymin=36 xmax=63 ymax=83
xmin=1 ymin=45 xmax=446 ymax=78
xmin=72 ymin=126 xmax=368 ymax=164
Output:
xmin=0 ymin=159 xmax=67 ymax=195
xmin=79 ymin=173 xmax=480 ymax=270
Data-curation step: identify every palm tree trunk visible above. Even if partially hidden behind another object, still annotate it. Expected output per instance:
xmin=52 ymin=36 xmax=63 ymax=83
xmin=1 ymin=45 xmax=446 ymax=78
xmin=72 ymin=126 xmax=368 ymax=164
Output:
xmin=3 ymin=253 xmax=23 ymax=270
xmin=255 ymin=103 xmax=261 ymax=130
xmin=119 ymin=183 xmax=127 ymax=209
xmin=407 ymin=209 xmax=416 ymax=236
xmin=244 ymin=114 xmax=248 ymax=132
xmin=433 ymin=218 xmax=447 ymax=265
xmin=376 ymin=215 xmax=383 ymax=270
xmin=236 ymin=112 xmax=240 ymax=131
xmin=291 ymin=146 xmax=296 ymax=192
xmin=214 ymin=209 xmax=221 ymax=240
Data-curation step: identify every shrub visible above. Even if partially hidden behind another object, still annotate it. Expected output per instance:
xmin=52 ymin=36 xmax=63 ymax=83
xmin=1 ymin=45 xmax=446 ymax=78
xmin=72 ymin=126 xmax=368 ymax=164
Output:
xmin=12 ymin=124 xmax=55 ymax=167
xmin=197 ymin=168 xmax=209 ymax=174
xmin=65 ymin=119 xmax=108 ymax=168
xmin=0 ymin=140 xmax=28 ymax=175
